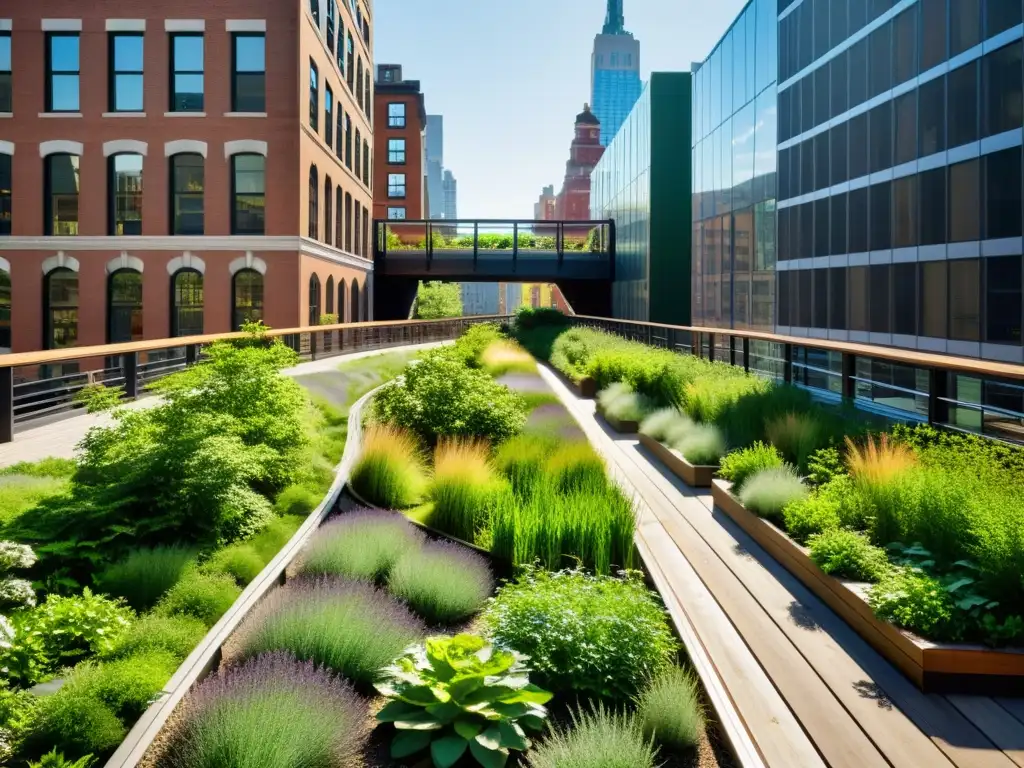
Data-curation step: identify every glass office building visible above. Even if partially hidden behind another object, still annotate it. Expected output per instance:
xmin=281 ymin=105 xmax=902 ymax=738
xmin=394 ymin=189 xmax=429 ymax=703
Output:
xmin=692 ymin=0 xmax=779 ymax=336
xmin=592 ymin=73 xmax=692 ymax=324
xmin=591 ymin=2 xmax=643 ymax=147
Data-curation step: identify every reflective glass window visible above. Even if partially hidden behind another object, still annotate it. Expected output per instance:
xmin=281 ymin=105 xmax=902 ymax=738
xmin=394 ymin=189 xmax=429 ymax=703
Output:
xmin=814 ymin=65 xmax=830 ymax=127
xmin=947 ymin=60 xmax=980 ymax=148
xmin=232 ymin=34 xmax=266 ymax=112
xmin=170 ymin=34 xmax=204 ymax=112
xmin=108 ymin=269 xmax=143 ymax=343
xmin=171 ymin=153 xmax=204 ymax=235
xmin=813 ymin=0 xmax=830 ymax=60
xmin=983 ymin=42 xmax=1024 ymax=139
xmin=45 ymin=268 xmax=78 ymax=349
xmin=814 ymin=198 xmax=830 ymax=257
xmin=232 ymin=154 xmax=265 ymax=235
xmin=869 ymin=181 xmax=892 ymax=251
xmin=109 ymin=33 xmax=143 ymax=112
xmin=831 ymin=192 xmax=848 ymax=254
xmin=919 ymin=75 xmax=946 ymax=156
xmin=46 ymin=33 xmax=79 ymax=112
xmin=849 ymin=186 xmax=869 ymax=252
xmin=870 ymin=264 xmax=891 ymax=332
xmin=849 ymin=265 xmax=869 ymax=330
xmin=920 ymin=260 xmax=948 ymax=336
xmin=949 ymin=159 xmax=981 ymax=242
xmin=830 ymin=266 xmax=848 ymax=329
xmin=986 ymin=0 xmax=1023 ymax=36
xmin=45 ymin=153 xmax=80 ymax=236
xmin=849 ymin=38 xmax=868 ymax=107
xmin=850 ymin=0 xmax=868 ymax=36
xmin=921 ymin=0 xmax=948 ymax=71
xmin=869 ymin=101 xmax=893 ymax=174
xmin=894 ymin=90 xmax=917 ymax=165
xmin=0 ymin=153 xmax=9 ymax=235
xmin=849 ymin=113 xmax=869 ymax=179
xmin=986 ymin=256 xmax=1023 ymax=342
xmin=831 ymin=0 xmax=849 ymax=48
xmin=894 ymin=5 xmax=919 ymax=84
xmin=831 ymin=51 xmax=848 ymax=118
xmin=920 ymin=166 xmax=948 ymax=244
xmin=868 ymin=22 xmax=893 ymax=99
xmin=309 ymin=61 xmax=318 ymax=130
xmin=831 ymin=122 xmax=849 ymax=184
xmin=814 ymin=131 xmax=829 ymax=191
xmin=813 ymin=268 xmax=829 ymax=328
xmin=893 ymin=262 xmax=918 ymax=334
xmin=984 ymin=147 xmax=1023 ymax=238
xmin=108 ymin=153 xmax=143 ymax=236
xmin=949 ymin=258 xmax=981 ymax=340
xmin=0 ymin=33 xmax=10 ymax=112
xmin=798 ymin=269 xmax=813 ymax=327
xmin=950 ymin=0 xmax=982 ymax=57
xmin=893 ymin=174 xmax=919 ymax=247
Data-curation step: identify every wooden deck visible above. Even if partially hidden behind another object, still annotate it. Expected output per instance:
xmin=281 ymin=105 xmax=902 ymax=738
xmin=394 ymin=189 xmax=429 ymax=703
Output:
xmin=539 ymin=364 xmax=1024 ymax=768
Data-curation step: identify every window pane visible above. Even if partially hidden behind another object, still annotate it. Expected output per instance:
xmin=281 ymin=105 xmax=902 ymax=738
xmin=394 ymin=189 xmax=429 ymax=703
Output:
xmin=46 ymin=270 xmax=78 ymax=349
xmin=893 ymin=262 xmax=917 ymax=334
xmin=0 ymin=153 xmax=10 ymax=236
xmin=110 ymin=153 xmax=143 ymax=236
xmin=870 ymin=264 xmax=891 ymax=332
xmin=113 ymin=35 xmax=143 ymax=70
xmin=986 ymin=0 xmax=1023 ymax=36
xmin=893 ymin=174 xmax=918 ymax=247
xmin=47 ymin=155 xmax=80 ymax=235
xmin=869 ymin=181 xmax=892 ymax=250
xmin=830 ymin=266 xmax=847 ymax=329
xmin=949 ymin=258 xmax=981 ymax=340
xmin=983 ymin=42 xmax=1024 ymax=138
xmin=949 ymin=159 xmax=980 ymax=241
xmin=849 ymin=38 xmax=868 ymax=107
xmin=108 ymin=271 xmax=144 ymax=343
xmin=831 ymin=51 xmax=848 ymax=118
xmin=387 ymin=207 xmax=406 ymax=220
xmin=919 ymin=76 xmax=946 ymax=156
xmin=173 ymin=74 xmax=204 ymax=111
xmin=986 ymin=255 xmax=1023 ymax=343
xmin=172 ymin=155 xmax=204 ymax=235
xmin=235 ymin=35 xmax=265 ymax=71
xmin=814 ymin=132 xmax=829 ymax=191
xmin=233 ymin=271 xmax=264 ymax=329
xmin=921 ymin=0 xmax=948 ymax=71
xmin=813 ymin=268 xmax=829 ymax=327
xmin=234 ymin=73 xmax=265 ymax=112
xmin=849 ymin=186 xmax=869 ymax=252
xmin=950 ymin=0 xmax=981 ymax=57
xmin=985 ymin=147 xmax=1023 ymax=238
xmin=894 ymin=5 xmax=919 ymax=84
xmin=849 ymin=113 xmax=868 ymax=179
xmin=868 ymin=22 xmax=892 ymax=99
xmin=947 ymin=61 xmax=979 ymax=148
xmin=831 ymin=193 xmax=848 ymax=254
xmin=798 ymin=269 xmax=813 ymax=327
xmin=50 ymin=35 xmax=79 ymax=71
xmin=831 ymin=122 xmax=849 ymax=184
xmin=849 ymin=265 xmax=869 ymax=330
xmin=0 ymin=34 xmax=10 ymax=71
xmin=814 ymin=198 xmax=829 ymax=256
xmin=920 ymin=166 xmax=948 ymax=244
xmin=51 ymin=75 xmax=80 ymax=112
xmin=174 ymin=36 xmax=203 ymax=69
xmin=172 ymin=271 xmax=204 ymax=337
xmin=114 ymin=74 xmax=144 ymax=111
xmin=894 ymin=90 xmax=917 ymax=165
xmin=920 ymin=260 xmax=947 ymax=336
xmin=869 ymin=101 xmax=892 ymax=173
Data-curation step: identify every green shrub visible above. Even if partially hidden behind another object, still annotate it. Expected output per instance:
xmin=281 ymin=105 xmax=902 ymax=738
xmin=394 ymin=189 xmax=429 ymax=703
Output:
xmin=739 ymin=466 xmax=808 ymax=520
xmin=273 ymin=484 xmax=321 ymax=516
xmin=28 ymin=750 xmax=96 ymax=768
xmin=0 ymin=683 xmax=38 ymax=761
xmin=480 ymin=339 xmax=538 ymax=376
xmin=806 ymin=447 xmax=845 ymax=486
xmin=495 ymin=433 xmax=559 ymax=499
xmin=484 ymin=567 xmax=677 ymax=702
xmin=545 ymin=442 xmax=606 ymax=495
xmin=699 ymin=381 xmax=813 ymax=448
xmin=156 ymin=570 xmax=241 ymax=626
xmin=231 ymin=577 xmax=425 ymax=689
xmin=869 ymin=567 xmax=958 ymax=640
xmin=782 ymin=493 xmax=843 ymax=544
xmin=297 ymin=509 xmax=424 ymax=582
xmin=248 ymin=514 xmax=304 ymax=563
xmin=0 ymin=457 xmax=77 ymax=479
xmin=718 ymin=442 xmax=784 ymax=493
xmin=376 ymin=634 xmax=551 ymax=766
xmin=808 ymin=529 xmax=891 ymax=582
xmin=636 ymin=666 xmax=705 ymax=751
xmin=64 ymin=650 xmax=180 ymax=720
xmin=349 ymin=424 xmax=428 ymax=509
xmin=451 ymin=322 xmax=503 ymax=367
xmin=429 ymin=439 xmax=502 ymax=541
xmin=674 ymin=425 xmax=725 ymax=465
xmin=526 ymin=704 xmax=659 ymax=768
xmin=203 ymin=543 xmax=265 ymax=586
xmin=22 ymin=688 xmax=126 ymax=763
xmin=372 ymin=350 xmax=528 ymax=444
xmin=101 ymin=614 xmax=208 ymax=661
xmin=95 ymin=545 xmax=198 ymax=611
xmin=514 ymin=306 xmax=569 ymax=332
xmin=31 ymin=589 xmax=134 ymax=667
xmin=639 ymin=408 xmax=689 ymax=442
xmin=387 ymin=541 xmax=493 ymax=625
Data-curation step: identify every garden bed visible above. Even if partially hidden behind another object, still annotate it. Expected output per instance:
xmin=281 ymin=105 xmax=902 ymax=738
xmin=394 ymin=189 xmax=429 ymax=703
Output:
xmin=711 ymin=479 xmax=1024 ymax=695
xmin=639 ymin=433 xmax=717 ymax=488
xmin=596 ymin=403 xmax=639 ymax=434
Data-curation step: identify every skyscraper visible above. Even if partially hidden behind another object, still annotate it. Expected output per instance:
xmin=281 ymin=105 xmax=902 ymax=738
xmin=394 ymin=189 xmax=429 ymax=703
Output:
xmin=443 ymin=170 xmax=458 ymax=220
xmin=426 ymin=115 xmax=445 ymax=219
xmin=590 ymin=0 xmax=642 ymax=147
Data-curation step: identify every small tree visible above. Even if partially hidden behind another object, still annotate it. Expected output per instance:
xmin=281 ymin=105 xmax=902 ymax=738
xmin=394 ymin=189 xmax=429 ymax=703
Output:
xmin=414 ymin=281 xmax=463 ymax=319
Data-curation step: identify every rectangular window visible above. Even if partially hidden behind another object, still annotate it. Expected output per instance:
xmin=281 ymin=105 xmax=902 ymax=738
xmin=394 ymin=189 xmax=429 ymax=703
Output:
xmin=831 ymin=192 xmax=848 ymax=255
xmin=814 ymin=198 xmax=830 ymax=257
xmin=814 ymin=65 xmax=829 ymax=127
xmin=849 ymin=186 xmax=869 ymax=252
xmin=325 ymin=86 xmax=334 ymax=147
xmin=830 ymin=51 xmax=848 ymax=118
xmin=986 ymin=0 xmax=1023 ymax=36
xmin=354 ymin=130 xmax=361 ymax=178
xmin=800 ymin=75 xmax=814 ymax=134
xmin=336 ymin=111 xmax=344 ymax=161
xmin=387 ymin=206 xmax=406 ymax=220
xmin=949 ymin=159 xmax=981 ymax=241
xmin=232 ymin=33 xmax=265 ymax=112
xmin=109 ymin=33 xmax=143 ymax=112
xmin=869 ymin=101 xmax=892 ymax=174
xmin=893 ymin=174 xmax=918 ymax=247
xmin=849 ymin=265 xmax=869 ymax=331
xmin=0 ymin=32 xmax=10 ymax=112
xmin=949 ymin=258 xmax=981 ymax=340
xmin=849 ymin=0 xmax=867 ymax=36
xmin=45 ymin=154 xmax=80 ymax=235
xmin=388 ymin=138 xmax=406 ymax=164
xmin=984 ymin=147 xmax=1023 ymax=238
xmin=831 ymin=122 xmax=848 ymax=184
xmin=893 ymin=262 xmax=917 ymax=335
xmin=893 ymin=5 xmax=919 ymax=85
xmin=813 ymin=268 xmax=829 ymax=328
xmin=983 ymin=42 xmax=1024 ymax=139
xmin=0 ymin=153 xmax=10 ymax=235
xmin=894 ymin=90 xmax=917 ymax=165
xmin=388 ymin=102 xmax=406 ymax=128
xmin=309 ymin=61 xmax=319 ymax=130
xmin=108 ymin=153 xmax=143 ymax=236
xmin=388 ymin=173 xmax=406 ymax=198
xmin=849 ymin=38 xmax=868 ymax=108
xmin=170 ymin=154 xmax=204 ymax=235
xmin=46 ymin=33 xmax=80 ymax=112
xmin=830 ymin=267 xmax=847 ymax=330
xmin=921 ymin=0 xmax=948 ymax=71
xmin=327 ymin=0 xmax=336 ymax=53
xmin=919 ymin=75 xmax=946 ymax=156
xmin=232 ymin=154 xmax=265 ymax=235
xmin=337 ymin=21 xmax=346 ymax=75
xmin=798 ymin=269 xmax=813 ymax=328
xmin=920 ymin=166 xmax=948 ymax=245
xmin=868 ymin=22 xmax=892 ymax=99
xmin=921 ymin=260 xmax=948 ymax=337
xmin=831 ymin=0 xmax=849 ymax=49
xmin=814 ymin=132 xmax=829 ymax=191
xmin=869 ymin=181 xmax=892 ymax=251
xmin=869 ymin=264 xmax=891 ymax=332
xmin=170 ymin=33 xmax=204 ymax=112
xmin=986 ymin=255 xmax=1023 ymax=343
xmin=800 ymin=138 xmax=814 ymax=194
xmin=947 ymin=61 xmax=979 ymax=148
xmin=950 ymin=0 xmax=981 ymax=57
xmin=800 ymin=201 xmax=814 ymax=259
xmin=849 ymin=113 xmax=868 ymax=179
xmin=346 ymin=33 xmax=354 ymax=90
xmin=345 ymin=113 xmax=352 ymax=168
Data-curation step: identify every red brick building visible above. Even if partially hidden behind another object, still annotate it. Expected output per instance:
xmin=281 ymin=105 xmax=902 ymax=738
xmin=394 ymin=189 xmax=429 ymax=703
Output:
xmin=372 ymin=64 xmax=426 ymax=223
xmin=555 ymin=104 xmax=604 ymax=221
xmin=0 ymin=0 xmax=374 ymax=359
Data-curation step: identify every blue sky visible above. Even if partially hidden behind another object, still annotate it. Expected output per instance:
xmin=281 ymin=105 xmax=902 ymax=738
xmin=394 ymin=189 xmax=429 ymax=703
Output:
xmin=373 ymin=0 xmax=749 ymax=219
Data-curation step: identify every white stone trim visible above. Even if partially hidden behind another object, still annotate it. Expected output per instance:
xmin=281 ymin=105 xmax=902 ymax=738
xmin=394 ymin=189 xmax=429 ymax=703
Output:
xmin=167 ymin=253 xmax=206 ymax=275
xmin=0 ymin=141 xmax=12 ymax=156
xmin=229 ymin=253 xmax=268 ymax=276
xmin=42 ymin=19 xmax=82 ymax=31
xmin=165 ymin=19 xmax=205 ymax=32
xmin=0 ymin=20 xmax=11 ymax=32
xmin=164 ymin=112 xmax=207 ymax=118
xmin=41 ymin=252 xmax=80 ymax=274
xmin=164 ymin=140 xmax=208 ymax=158
xmin=0 ymin=113 xmax=12 ymax=119
xmin=226 ymin=20 xmax=266 ymax=32
xmin=224 ymin=112 xmax=268 ymax=118
xmin=103 ymin=140 xmax=148 ymax=157
xmin=224 ymin=140 xmax=267 ymax=158
xmin=102 ymin=112 xmax=147 ymax=118
xmin=39 ymin=140 xmax=83 ymax=157
xmin=0 ymin=256 xmax=9 ymax=273
xmin=105 ymin=253 xmax=144 ymax=274
xmin=106 ymin=19 xmax=146 ymax=31
xmin=38 ymin=113 xmax=83 ymax=118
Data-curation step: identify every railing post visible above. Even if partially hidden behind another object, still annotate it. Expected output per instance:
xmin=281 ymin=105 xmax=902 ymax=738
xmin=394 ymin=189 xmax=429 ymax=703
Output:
xmin=782 ymin=343 xmax=793 ymax=384
xmin=927 ymin=367 xmax=949 ymax=426
xmin=557 ymin=221 xmax=564 ymax=269
xmin=426 ymin=221 xmax=433 ymax=272
xmin=123 ymin=353 xmax=139 ymax=399
xmin=707 ymin=333 xmax=715 ymax=362
xmin=185 ymin=344 xmax=198 ymax=366
xmin=512 ymin=222 xmax=518 ymax=273
xmin=742 ymin=337 xmax=750 ymax=372
xmin=473 ymin=222 xmax=479 ymax=269
xmin=841 ymin=352 xmax=856 ymax=402
xmin=0 ymin=367 xmax=12 ymax=444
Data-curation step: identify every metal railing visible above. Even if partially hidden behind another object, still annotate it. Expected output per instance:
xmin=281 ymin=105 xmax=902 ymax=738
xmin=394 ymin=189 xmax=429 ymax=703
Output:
xmin=0 ymin=316 xmax=514 ymax=443
xmin=571 ymin=315 xmax=1024 ymax=443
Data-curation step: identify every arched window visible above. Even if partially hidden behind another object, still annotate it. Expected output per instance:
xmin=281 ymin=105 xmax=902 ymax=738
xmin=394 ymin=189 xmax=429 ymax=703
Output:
xmin=361 ymin=66 xmax=369 ymax=116
xmin=45 ymin=153 xmax=81 ymax=236
xmin=231 ymin=154 xmax=265 ymax=235
xmin=335 ymin=110 xmax=344 ymax=161
xmin=344 ymin=192 xmax=353 ymax=252
xmin=362 ymin=281 xmax=369 ymax=321
xmin=354 ymin=205 xmax=361 ymax=257
xmin=362 ymin=204 xmax=369 ymax=259
xmin=309 ymin=0 xmax=320 ymax=26
xmin=232 ymin=269 xmax=263 ymax=329
xmin=43 ymin=268 xmax=78 ymax=350
xmin=309 ymin=273 xmax=322 ymax=325
xmin=326 ymin=276 xmax=335 ymax=315
xmin=362 ymin=140 xmax=369 ymax=186
xmin=0 ymin=269 xmax=10 ymax=350
xmin=356 ymin=59 xmax=363 ymax=110
xmin=335 ymin=186 xmax=343 ymax=245
xmin=308 ymin=165 xmax=319 ymax=239
xmin=338 ymin=278 xmax=347 ymax=323
xmin=354 ymin=130 xmax=361 ymax=182
xmin=109 ymin=153 xmax=143 ymax=235
xmin=326 ymin=0 xmax=336 ymax=52
xmin=351 ymin=278 xmax=360 ymax=323
xmin=171 ymin=269 xmax=203 ymax=337
xmin=108 ymin=269 xmax=143 ymax=343
xmin=170 ymin=153 xmax=204 ymax=235
xmin=324 ymin=175 xmax=333 ymax=246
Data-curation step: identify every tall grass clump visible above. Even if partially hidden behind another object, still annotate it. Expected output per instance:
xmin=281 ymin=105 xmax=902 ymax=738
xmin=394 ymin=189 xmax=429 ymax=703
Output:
xmin=545 ymin=441 xmax=607 ymax=495
xmin=846 ymin=434 xmax=917 ymax=486
xmin=598 ymin=383 xmax=654 ymax=423
xmin=154 ymin=570 xmax=242 ymax=627
xmin=527 ymin=705 xmax=660 ymax=768
xmin=718 ymin=442 xmax=784 ymax=492
xmin=674 ymin=424 xmax=725 ymax=466
xmin=95 ymin=545 xmax=198 ymax=611
xmin=739 ymin=466 xmax=808 ymax=520
xmin=429 ymin=438 xmax=501 ymax=541
xmin=639 ymin=408 xmax=689 ymax=442
xmin=387 ymin=541 xmax=493 ymax=625
xmin=480 ymin=339 xmax=538 ymax=376
xmin=495 ymin=432 xmax=559 ymax=498
xmin=297 ymin=508 xmax=424 ymax=582
xmin=230 ymin=577 xmax=425 ymax=688
xmin=349 ymin=424 xmax=427 ymax=509
xmin=202 ymin=543 xmax=265 ymax=586
xmin=636 ymin=666 xmax=705 ymax=751
xmin=160 ymin=653 xmax=370 ymax=768
xmin=766 ymin=412 xmax=825 ymax=472
xmin=101 ymin=614 xmax=208 ymax=662
xmin=62 ymin=650 xmax=180 ymax=720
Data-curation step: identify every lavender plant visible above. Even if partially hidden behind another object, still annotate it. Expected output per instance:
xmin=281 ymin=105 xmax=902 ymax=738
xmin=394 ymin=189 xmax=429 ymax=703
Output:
xmin=296 ymin=509 xmax=425 ymax=582
xmin=387 ymin=541 xmax=493 ymax=625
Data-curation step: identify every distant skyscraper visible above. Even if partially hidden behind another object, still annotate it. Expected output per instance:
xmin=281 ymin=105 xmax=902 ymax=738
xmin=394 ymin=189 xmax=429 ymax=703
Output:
xmin=534 ymin=185 xmax=556 ymax=220
xmin=590 ymin=0 xmax=642 ymax=146
xmin=461 ymin=283 xmax=500 ymax=315
xmin=426 ymin=115 xmax=445 ymax=219
xmin=443 ymin=170 xmax=458 ymax=220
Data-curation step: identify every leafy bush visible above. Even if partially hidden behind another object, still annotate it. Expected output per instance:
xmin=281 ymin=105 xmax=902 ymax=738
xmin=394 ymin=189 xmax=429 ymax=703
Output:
xmin=0 ymin=541 xmax=37 ymax=609
xmin=782 ymin=492 xmax=843 ymax=544
xmin=160 ymin=653 xmax=370 ymax=768
xmin=480 ymin=339 xmax=537 ymax=376
xmin=100 ymin=614 xmax=207 ymax=662
xmin=806 ymin=447 xmax=844 ymax=486
xmin=415 ymin=281 xmax=464 ymax=320
xmin=869 ymin=568 xmax=957 ymax=639
xmin=28 ymin=750 xmax=96 ymax=768
xmin=387 ymin=541 xmax=493 ymax=625
xmin=350 ymin=425 xmax=428 ymax=509
xmin=739 ymin=466 xmax=808 ymax=520
xmin=95 ymin=545 xmax=197 ymax=611
xmin=0 ymin=682 xmax=38 ymax=762
xmin=230 ymin=577 xmax=425 ymax=689
xmin=297 ymin=508 xmax=424 ymax=582
xmin=718 ymin=442 xmax=784 ymax=493
xmin=808 ymin=530 xmax=891 ymax=582
xmin=376 ymin=634 xmax=552 ymax=766
xmin=494 ymin=433 xmax=559 ymax=499
xmin=373 ymin=350 xmax=528 ymax=444
xmin=635 ymin=666 xmax=705 ymax=751
xmin=63 ymin=650 xmax=179 ymax=720
xmin=674 ymin=425 xmax=725 ymax=466
xmin=484 ymin=567 xmax=677 ymax=702
xmin=20 ymin=687 xmax=126 ymax=763
xmin=430 ymin=439 xmax=503 ymax=541
xmin=273 ymin=485 xmax=321 ymax=516
xmin=202 ymin=543 xmax=265 ymax=586
xmin=545 ymin=442 xmax=606 ymax=495
xmin=451 ymin=323 xmax=503 ymax=367
xmin=514 ymin=306 xmax=569 ymax=332
xmin=155 ymin=571 xmax=241 ymax=626
xmin=526 ymin=704 xmax=659 ymax=768
xmin=31 ymin=589 xmax=134 ymax=668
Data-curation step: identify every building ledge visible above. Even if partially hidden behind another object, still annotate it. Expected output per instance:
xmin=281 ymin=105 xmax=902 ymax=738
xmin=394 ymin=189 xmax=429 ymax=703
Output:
xmin=103 ymin=112 xmax=146 ymax=118
xmin=224 ymin=112 xmax=268 ymax=118
xmin=164 ymin=112 xmax=207 ymax=118
xmin=38 ymin=112 xmax=82 ymax=118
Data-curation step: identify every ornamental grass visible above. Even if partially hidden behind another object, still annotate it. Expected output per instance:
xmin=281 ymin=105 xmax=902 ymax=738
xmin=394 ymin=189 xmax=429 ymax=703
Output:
xmin=387 ymin=540 xmax=494 ymax=625
xmin=296 ymin=508 xmax=425 ymax=582
xmin=429 ymin=438 xmax=502 ymax=541
xmin=349 ymin=424 xmax=428 ymax=509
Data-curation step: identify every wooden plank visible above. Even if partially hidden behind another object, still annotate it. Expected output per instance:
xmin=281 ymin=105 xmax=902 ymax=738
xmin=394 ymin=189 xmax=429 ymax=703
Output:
xmin=996 ymin=698 xmax=1024 ymax=728
xmin=948 ymin=697 xmax=1024 ymax=767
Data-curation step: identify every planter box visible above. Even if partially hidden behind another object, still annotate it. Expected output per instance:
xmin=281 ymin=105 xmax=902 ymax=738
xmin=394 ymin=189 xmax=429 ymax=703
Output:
xmin=711 ymin=479 xmax=1024 ymax=695
xmin=596 ymin=403 xmax=638 ymax=434
xmin=639 ymin=433 xmax=717 ymax=487
xmin=577 ymin=376 xmax=597 ymax=398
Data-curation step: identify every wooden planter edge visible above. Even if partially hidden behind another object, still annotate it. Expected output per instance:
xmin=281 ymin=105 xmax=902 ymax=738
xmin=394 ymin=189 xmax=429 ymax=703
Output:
xmin=638 ymin=433 xmax=717 ymax=487
xmin=596 ymin=404 xmax=639 ymax=434
xmin=710 ymin=479 xmax=1024 ymax=694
